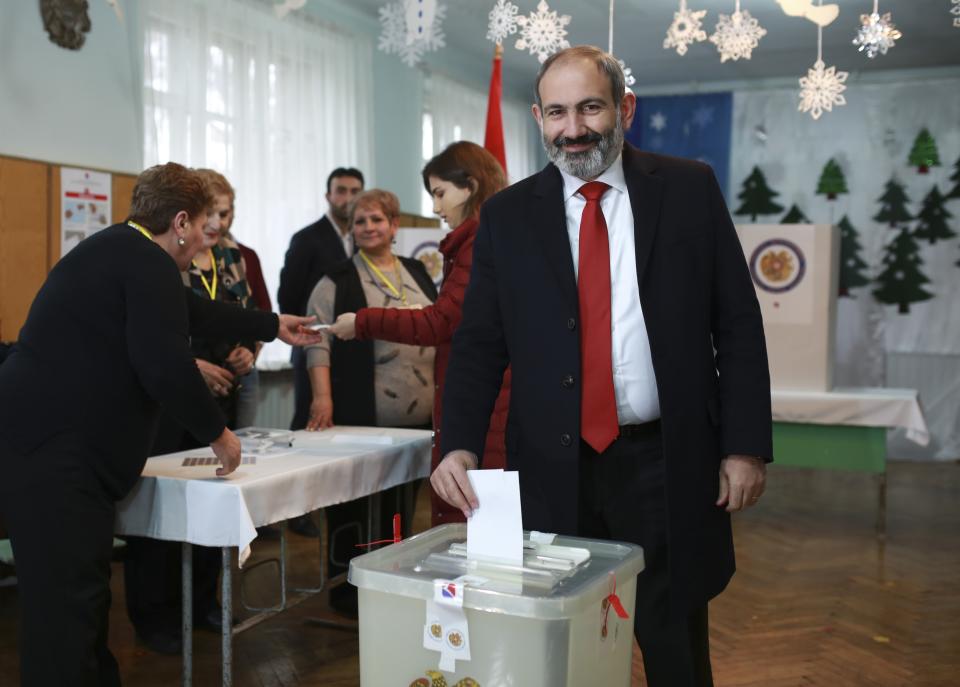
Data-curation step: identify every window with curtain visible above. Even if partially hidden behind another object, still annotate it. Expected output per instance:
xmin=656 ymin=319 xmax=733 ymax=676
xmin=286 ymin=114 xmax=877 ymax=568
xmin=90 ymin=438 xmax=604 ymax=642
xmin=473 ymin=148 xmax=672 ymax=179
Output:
xmin=421 ymin=72 xmax=539 ymax=217
xmin=140 ymin=0 xmax=374 ymax=367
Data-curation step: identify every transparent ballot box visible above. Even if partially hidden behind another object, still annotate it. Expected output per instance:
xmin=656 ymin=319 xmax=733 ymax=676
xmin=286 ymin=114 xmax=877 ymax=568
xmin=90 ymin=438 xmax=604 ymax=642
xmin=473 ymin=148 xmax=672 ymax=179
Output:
xmin=349 ymin=524 xmax=644 ymax=686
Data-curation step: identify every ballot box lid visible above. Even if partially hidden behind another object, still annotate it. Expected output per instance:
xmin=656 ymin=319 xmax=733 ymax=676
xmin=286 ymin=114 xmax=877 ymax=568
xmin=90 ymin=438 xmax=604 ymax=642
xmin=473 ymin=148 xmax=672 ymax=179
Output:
xmin=349 ymin=524 xmax=644 ymax=620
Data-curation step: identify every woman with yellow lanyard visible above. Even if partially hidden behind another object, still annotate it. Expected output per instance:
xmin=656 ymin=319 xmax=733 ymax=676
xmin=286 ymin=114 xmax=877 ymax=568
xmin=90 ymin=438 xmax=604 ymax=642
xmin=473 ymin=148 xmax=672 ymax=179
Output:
xmin=0 ymin=162 xmax=322 ymax=684
xmin=302 ymin=188 xmax=436 ymax=616
xmin=123 ymin=168 xmax=259 ymax=656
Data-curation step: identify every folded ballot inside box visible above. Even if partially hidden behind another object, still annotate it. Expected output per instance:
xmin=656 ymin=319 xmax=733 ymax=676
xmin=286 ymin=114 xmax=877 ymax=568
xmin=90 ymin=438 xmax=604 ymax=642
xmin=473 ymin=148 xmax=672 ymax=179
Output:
xmin=349 ymin=524 xmax=644 ymax=687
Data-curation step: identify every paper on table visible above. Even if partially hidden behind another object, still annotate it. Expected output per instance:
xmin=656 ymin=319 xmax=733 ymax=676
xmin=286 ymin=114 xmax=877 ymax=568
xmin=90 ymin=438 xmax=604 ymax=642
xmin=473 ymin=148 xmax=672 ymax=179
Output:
xmin=466 ymin=469 xmax=523 ymax=565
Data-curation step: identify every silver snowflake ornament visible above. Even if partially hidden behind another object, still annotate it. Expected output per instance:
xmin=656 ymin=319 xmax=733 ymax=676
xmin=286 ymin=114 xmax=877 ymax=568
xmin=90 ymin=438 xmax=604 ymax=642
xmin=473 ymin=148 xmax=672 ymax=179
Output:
xmin=618 ymin=59 xmax=636 ymax=88
xmin=798 ymin=59 xmax=848 ymax=120
xmin=852 ymin=12 xmax=901 ymax=58
xmin=664 ymin=2 xmax=708 ymax=56
xmin=378 ymin=0 xmax=446 ymax=67
xmin=515 ymin=0 xmax=571 ymax=64
xmin=487 ymin=0 xmax=520 ymax=45
xmin=710 ymin=9 xmax=766 ymax=62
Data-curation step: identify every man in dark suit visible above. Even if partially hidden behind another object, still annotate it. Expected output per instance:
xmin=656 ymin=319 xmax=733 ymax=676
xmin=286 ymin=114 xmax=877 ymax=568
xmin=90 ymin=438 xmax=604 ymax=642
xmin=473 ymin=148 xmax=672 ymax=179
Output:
xmin=432 ymin=46 xmax=772 ymax=686
xmin=278 ymin=167 xmax=364 ymax=431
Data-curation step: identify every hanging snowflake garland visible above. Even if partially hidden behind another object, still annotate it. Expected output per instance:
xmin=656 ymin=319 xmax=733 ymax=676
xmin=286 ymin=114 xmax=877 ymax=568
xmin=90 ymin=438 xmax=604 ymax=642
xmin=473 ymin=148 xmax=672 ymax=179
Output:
xmin=664 ymin=0 xmax=708 ymax=56
xmin=852 ymin=10 xmax=901 ymax=58
xmin=515 ymin=0 xmax=571 ymax=64
xmin=487 ymin=0 xmax=520 ymax=45
xmin=378 ymin=1 xmax=446 ymax=67
xmin=618 ymin=59 xmax=636 ymax=88
xmin=798 ymin=60 xmax=847 ymax=119
xmin=952 ymin=0 xmax=960 ymax=28
xmin=710 ymin=2 xmax=767 ymax=62
xmin=798 ymin=9 xmax=848 ymax=121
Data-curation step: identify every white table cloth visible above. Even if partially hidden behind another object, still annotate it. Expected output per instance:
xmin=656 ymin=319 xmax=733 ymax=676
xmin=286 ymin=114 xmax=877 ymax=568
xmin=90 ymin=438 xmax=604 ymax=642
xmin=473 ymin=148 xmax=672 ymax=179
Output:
xmin=771 ymin=387 xmax=929 ymax=446
xmin=115 ymin=427 xmax=432 ymax=563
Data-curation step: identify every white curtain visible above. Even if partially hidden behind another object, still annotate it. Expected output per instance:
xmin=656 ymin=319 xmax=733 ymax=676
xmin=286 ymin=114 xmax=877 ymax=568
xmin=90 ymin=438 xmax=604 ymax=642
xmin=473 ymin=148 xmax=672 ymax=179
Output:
xmin=421 ymin=72 xmax=538 ymax=215
xmin=139 ymin=0 xmax=374 ymax=367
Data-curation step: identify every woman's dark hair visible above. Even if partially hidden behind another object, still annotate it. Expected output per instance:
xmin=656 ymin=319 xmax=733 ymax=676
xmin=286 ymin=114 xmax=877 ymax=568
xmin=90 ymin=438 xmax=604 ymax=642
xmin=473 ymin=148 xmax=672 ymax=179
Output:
xmin=421 ymin=142 xmax=508 ymax=222
xmin=128 ymin=163 xmax=211 ymax=235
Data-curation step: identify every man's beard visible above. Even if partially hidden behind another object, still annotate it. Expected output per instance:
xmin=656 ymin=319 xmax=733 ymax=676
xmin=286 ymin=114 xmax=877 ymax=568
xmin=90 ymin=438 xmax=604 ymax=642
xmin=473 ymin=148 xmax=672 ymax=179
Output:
xmin=543 ymin=114 xmax=624 ymax=180
xmin=331 ymin=204 xmax=351 ymax=222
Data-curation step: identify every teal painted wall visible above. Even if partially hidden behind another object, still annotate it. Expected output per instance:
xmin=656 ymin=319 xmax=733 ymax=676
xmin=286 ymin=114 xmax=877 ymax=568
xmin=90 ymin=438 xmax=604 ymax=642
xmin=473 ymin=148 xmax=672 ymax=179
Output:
xmin=0 ymin=0 xmax=142 ymax=173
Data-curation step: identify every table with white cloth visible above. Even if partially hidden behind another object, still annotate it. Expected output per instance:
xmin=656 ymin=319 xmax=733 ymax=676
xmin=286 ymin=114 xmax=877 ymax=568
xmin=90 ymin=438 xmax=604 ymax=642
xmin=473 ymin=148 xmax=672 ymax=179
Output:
xmin=770 ymin=387 xmax=929 ymax=535
xmin=116 ymin=426 xmax=432 ymax=687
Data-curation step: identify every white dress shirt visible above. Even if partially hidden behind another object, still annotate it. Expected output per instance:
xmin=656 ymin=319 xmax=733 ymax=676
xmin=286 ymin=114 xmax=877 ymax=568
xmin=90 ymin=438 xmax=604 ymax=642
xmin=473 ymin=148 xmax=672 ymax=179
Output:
xmin=328 ymin=212 xmax=353 ymax=256
xmin=558 ymin=154 xmax=661 ymax=424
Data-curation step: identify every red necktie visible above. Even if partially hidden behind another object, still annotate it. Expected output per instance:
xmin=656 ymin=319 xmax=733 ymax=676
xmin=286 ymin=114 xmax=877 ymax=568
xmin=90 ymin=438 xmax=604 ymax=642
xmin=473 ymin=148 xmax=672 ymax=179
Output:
xmin=577 ymin=181 xmax=619 ymax=454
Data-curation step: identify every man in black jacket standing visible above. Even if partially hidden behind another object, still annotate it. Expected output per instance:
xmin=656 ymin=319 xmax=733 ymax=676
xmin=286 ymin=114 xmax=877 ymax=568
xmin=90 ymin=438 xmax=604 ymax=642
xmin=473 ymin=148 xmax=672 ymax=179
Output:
xmin=432 ymin=47 xmax=772 ymax=687
xmin=278 ymin=167 xmax=364 ymax=431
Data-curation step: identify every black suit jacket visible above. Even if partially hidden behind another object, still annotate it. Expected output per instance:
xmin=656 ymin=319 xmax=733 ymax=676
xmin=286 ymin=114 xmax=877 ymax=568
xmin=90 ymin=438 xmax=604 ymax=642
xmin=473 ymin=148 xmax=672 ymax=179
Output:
xmin=0 ymin=224 xmax=279 ymax=500
xmin=278 ymin=215 xmax=349 ymax=315
xmin=441 ymin=144 xmax=772 ymax=611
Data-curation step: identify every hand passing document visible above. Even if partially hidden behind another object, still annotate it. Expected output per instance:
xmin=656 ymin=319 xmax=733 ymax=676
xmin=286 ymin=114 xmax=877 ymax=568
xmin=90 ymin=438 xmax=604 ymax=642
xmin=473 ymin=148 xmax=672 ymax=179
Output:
xmin=465 ymin=469 xmax=523 ymax=565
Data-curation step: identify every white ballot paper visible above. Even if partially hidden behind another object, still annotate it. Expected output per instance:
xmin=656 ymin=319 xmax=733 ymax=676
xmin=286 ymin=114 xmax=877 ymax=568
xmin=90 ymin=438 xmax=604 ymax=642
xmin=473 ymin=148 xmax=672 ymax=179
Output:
xmin=466 ymin=469 xmax=523 ymax=565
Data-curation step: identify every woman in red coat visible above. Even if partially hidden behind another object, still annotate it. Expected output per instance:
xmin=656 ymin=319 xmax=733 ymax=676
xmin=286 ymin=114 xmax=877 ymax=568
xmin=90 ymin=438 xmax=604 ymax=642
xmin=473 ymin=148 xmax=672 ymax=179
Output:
xmin=329 ymin=141 xmax=509 ymax=525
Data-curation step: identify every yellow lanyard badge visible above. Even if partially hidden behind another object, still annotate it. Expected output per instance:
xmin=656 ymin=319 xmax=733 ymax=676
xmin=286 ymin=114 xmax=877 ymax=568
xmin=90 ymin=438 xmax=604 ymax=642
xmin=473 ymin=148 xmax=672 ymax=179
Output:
xmin=193 ymin=249 xmax=218 ymax=300
xmin=359 ymin=250 xmax=407 ymax=306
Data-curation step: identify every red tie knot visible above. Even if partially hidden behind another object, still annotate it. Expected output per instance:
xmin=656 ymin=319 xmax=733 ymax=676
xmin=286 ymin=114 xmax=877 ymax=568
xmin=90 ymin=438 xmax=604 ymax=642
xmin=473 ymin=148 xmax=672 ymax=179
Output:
xmin=578 ymin=181 xmax=610 ymax=203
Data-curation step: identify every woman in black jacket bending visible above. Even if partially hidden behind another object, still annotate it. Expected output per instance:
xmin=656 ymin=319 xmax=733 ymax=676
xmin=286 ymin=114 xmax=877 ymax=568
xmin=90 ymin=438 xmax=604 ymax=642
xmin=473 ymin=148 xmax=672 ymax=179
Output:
xmin=0 ymin=162 xmax=320 ymax=686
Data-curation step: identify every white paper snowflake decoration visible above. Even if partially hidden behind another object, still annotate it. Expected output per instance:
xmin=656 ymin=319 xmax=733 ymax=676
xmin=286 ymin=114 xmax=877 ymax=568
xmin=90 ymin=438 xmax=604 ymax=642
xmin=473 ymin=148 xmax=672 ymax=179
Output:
xmin=664 ymin=0 xmax=708 ymax=56
xmin=710 ymin=0 xmax=766 ymax=62
xmin=852 ymin=2 xmax=901 ymax=58
xmin=952 ymin=0 xmax=960 ymax=28
xmin=487 ymin=0 xmax=520 ymax=45
xmin=515 ymin=0 xmax=571 ymax=64
xmin=618 ymin=59 xmax=636 ymax=88
xmin=798 ymin=60 xmax=847 ymax=119
xmin=798 ymin=14 xmax=848 ymax=120
xmin=378 ymin=0 xmax=446 ymax=67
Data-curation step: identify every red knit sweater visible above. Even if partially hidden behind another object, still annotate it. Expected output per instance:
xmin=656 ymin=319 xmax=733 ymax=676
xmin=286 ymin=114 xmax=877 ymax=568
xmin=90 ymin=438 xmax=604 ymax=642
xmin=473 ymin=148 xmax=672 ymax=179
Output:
xmin=355 ymin=217 xmax=510 ymax=525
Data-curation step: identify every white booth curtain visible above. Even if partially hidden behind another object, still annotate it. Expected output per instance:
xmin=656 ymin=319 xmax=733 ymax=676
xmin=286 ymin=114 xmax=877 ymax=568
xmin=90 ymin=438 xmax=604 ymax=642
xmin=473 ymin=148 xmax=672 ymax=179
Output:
xmin=730 ymin=75 xmax=960 ymax=460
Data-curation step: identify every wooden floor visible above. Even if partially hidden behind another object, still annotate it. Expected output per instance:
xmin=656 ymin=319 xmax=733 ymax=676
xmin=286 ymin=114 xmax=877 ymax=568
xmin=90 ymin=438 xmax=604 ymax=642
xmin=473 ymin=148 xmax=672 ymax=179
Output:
xmin=1 ymin=461 xmax=958 ymax=686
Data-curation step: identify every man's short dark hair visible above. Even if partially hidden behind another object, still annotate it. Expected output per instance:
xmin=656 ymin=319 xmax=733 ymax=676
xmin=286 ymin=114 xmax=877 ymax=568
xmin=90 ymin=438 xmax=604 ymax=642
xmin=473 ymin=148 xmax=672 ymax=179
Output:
xmin=534 ymin=45 xmax=626 ymax=111
xmin=326 ymin=167 xmax=364 ymax=194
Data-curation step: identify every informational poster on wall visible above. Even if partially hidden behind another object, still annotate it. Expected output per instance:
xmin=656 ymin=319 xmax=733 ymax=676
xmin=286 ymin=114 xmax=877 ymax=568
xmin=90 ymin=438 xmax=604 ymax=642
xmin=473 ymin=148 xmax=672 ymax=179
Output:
xmin=396 ymin=227 xmax=446 ymax=288
xmin=61 ymin=167 xmax=111 ymax=256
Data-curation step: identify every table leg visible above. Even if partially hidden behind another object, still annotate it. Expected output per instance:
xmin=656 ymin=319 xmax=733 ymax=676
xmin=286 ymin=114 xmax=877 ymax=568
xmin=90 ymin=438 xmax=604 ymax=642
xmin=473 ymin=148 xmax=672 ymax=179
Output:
xmin=367 ymin=492 xmax=382 ymax=543
xmin=876 ymin=471 xmax=887 ymax=540
xmin=222 ymin=547 xmax=233 ymax=687
xmin=182 ymin=542 xmax=193 ymax=687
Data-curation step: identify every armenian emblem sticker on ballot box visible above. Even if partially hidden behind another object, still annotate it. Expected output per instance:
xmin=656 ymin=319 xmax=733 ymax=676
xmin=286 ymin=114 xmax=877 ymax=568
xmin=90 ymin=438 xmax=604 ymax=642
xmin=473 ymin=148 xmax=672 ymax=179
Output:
xmin=349 ymin=524 xmax=644 ymax=687
xmin=736 ymin=224 xmax=840 ymax=391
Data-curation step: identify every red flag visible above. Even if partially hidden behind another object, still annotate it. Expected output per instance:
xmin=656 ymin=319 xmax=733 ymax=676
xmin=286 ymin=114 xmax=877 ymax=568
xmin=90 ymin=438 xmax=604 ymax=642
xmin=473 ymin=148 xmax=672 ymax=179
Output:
xmin=484 ymin=45 xmax=508 ymax=177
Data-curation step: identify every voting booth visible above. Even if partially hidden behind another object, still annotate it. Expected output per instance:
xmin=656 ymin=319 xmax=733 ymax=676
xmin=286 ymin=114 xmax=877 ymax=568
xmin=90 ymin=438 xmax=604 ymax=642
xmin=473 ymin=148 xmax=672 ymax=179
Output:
xmin=350 ymin=524 xmax=644 ymax=687
xmin=734 ymin=223 xmax=840 ymax=391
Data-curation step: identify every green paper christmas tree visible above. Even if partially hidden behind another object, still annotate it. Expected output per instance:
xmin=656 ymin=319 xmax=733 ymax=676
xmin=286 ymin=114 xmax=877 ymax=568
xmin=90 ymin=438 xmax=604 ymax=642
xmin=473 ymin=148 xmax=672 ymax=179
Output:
xmin=913 ymin=186 xmax=956 ymax=244
xmin=781 ymin=204 xmax=811 ymax=223
xmin=947 ymin=156 xmax=960 ymax=200
xmin=816 ymin=158 xmax=848 ymax=200
xmin=873 ymin=228 xmax=933 ymax=314
xmin=908 ymin=128 xmax=940 ymax=174
xmin=734 ymin=167 xmax=784 ymax=221
xmin=837 ymin=215 xmax=870 ymax=297
xmin=873 ymin=178 xmax=913 ymax=227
